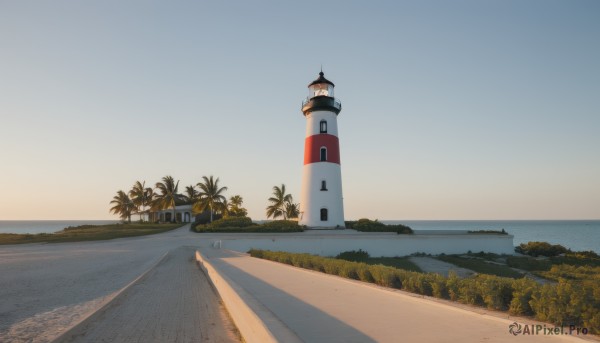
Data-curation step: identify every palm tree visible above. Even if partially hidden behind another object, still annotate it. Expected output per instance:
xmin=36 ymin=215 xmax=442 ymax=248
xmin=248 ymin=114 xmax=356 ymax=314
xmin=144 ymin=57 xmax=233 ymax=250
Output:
xmin=219 ymin=198 xmax=230 ymax=217
xmin=227 ymin=195 xmax=247 ymax=217
xmin=144 ymin=187 xmax=155 ymax=221
xmin=109 ymin=190 xmax=136 ymax=223
xmin=230 ymin=195 xmax=243 ymax=208
xmin=285 ymin=200 xmax=300 ymax=219
xmin=129 ymin=181 xmax=150 ymax=221
xmin=266 ymin=184 xmax=292 ymax=220
xmin=154 ymin=175 xmax=180 ymax=223
xmin=184 ymin=185 xmax=199 ymax=204
xmin=194 ymin=175 xmax=228 ymax=223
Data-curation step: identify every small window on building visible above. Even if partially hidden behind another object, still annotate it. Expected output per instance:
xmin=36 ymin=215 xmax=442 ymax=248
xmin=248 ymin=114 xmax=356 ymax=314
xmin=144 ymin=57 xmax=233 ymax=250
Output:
xmin=320 ymin=147 xmax=327 ymax=161
xmin=320 ymin=120 xmax=327 ymax=133
xmin=320 ymin=180 xmax=327 ymax=191
xmin=320 ymin=208 xmax=328 ymax=221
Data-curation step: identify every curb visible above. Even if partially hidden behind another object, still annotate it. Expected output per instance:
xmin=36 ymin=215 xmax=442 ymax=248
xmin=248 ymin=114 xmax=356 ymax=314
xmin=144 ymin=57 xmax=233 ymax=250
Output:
xmin=195 ymin=250 xmax=301 ymax=343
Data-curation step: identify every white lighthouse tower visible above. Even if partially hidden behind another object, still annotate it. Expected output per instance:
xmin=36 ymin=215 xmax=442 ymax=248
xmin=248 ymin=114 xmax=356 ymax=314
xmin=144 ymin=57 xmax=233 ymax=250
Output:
xmin=299 ymin=71 xmax=345 ymax=228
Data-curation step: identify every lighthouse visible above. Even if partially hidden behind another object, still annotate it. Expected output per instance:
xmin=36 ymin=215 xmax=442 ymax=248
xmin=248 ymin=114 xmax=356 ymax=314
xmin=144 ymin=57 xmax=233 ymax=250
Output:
xmin=299 ymin=71 xmax=345 ymax=228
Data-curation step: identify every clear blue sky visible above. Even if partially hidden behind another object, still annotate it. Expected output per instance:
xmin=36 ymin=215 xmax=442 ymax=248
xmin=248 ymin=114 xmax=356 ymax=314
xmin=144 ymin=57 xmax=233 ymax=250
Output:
xmin=1 ymin=1 xmax=599 ymax=220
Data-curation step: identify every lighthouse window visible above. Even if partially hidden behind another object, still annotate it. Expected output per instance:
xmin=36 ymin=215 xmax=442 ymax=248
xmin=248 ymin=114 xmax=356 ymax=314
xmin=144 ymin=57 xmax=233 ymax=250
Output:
xmin=315 ymin=88 xmax=328 ymax=96
xmin=320 ymin=180 xmax=327 ymax=191
xmin=320 ymin=147 xmax=327 ymax=161
xmin=320 ymin=120 xmax=327 ymax=133
xmin=320 ymin=208 xmax=328 ymax=221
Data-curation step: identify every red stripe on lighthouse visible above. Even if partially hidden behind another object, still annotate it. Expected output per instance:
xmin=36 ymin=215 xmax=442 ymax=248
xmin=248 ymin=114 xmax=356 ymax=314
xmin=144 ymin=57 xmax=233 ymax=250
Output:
xmin=304 ymin=134 xmax=340 ymax=165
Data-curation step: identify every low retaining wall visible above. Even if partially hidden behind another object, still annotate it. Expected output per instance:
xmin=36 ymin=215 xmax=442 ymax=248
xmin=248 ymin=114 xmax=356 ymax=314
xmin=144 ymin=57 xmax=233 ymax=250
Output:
xmin=215 ymin=232 xmax=514 ymax=257
xmin=195 ymin=251 xmax=301 ymax=343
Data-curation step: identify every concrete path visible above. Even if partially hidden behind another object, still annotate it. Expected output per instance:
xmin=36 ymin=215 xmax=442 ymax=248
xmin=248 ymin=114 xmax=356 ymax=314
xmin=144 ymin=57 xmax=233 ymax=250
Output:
xmin=200 ymin=248 xmax=589 ymax=343
xmin=56 ymin=246 xmax=239 ymax=343
xmin=409 ymin=256 xmax=475 ymax=277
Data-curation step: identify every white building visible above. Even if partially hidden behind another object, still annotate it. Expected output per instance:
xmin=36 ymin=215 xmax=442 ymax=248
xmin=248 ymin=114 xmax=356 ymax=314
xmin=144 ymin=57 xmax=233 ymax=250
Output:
xmin=153 ymin=204 xmax=193 ymax=223
xmin=299 ymin=72 xmax=345 ymax=228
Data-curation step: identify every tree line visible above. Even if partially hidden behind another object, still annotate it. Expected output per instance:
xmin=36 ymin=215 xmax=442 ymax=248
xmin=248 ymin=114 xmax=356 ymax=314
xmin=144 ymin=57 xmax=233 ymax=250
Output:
xmin=109 ymin=176 xmax=299 ymax=223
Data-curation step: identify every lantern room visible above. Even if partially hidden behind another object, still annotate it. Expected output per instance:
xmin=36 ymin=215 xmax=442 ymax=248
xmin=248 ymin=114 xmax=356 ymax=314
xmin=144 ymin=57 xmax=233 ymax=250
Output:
xmin=308 ymin=71 xmax=335 ymax=99
xmin=302 ymin=71 xmax=342 ymax=116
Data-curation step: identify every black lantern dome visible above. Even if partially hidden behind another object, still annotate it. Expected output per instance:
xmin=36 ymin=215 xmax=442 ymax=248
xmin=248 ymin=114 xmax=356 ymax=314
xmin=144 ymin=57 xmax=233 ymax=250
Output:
xmin=302 ymin=71 xmax=342 ymax=116
xmin=308 ymin=71 xmax=335 ymax=87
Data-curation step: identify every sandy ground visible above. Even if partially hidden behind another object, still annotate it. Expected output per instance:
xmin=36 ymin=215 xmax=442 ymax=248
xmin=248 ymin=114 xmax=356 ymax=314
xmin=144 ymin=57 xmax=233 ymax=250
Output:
xmin=409 ymin=256 xmax=475 ymax=277
xmin=0 ymin=224 xmax=232 ymax=342
xmin=55 ymin=246 xmax=239 ymax=343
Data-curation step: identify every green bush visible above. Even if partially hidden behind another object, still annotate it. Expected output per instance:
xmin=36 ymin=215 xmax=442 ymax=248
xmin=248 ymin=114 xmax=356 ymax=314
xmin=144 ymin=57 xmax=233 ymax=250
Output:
xmin=467 ymin=229 xmax=508 ymax=235
xmin=368 ymin=265 xmax=402 ymax=288
xmin=339 ymin=264 xmax=360 ymax=280
xmin=509 ymin=278 xmax=538 ymax=315
xmin=430 ymin=273 xmax=448 ymax=299
xmin=345 ymin=219 xmax=413 ymax=234
xmin=195 ymin=210 xmax=223 ymax=225
xmin=557 ymin=252 xmax=600 ymax=267
xmin=458 ymin=278 xmax=482 ymax=306
xmin=194 ymin=219 xmax=303 ymax=233
xmin=515 ymin=241 xmax=569 ymax=257
xmin=506 ymin=256 xmax=552 ymax=271
xmin=336 ymin=249 xmax=370 ymax=261
xmin=537 ymin=264 xmax=600 ymax=282
xmin=446 ymin=271 xmax=461 ymax=301
xmin=208 ymin=217 xmax=254 ymax=228
xmin=356 ymin=264 xmax=375 ymax=283
xmin=476 ymin=275 xmax=513 ymax=310
xmin=403 ymin=273 xmax=433 ymax=296
xmin=260 ymin=220 xmax=301 ymax=229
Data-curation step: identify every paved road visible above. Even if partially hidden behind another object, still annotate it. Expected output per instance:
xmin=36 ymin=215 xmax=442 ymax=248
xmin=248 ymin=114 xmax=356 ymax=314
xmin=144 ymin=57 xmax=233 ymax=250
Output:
xmin=56 ymin=246 xmax=239 ymax=343
xmin=0 ymin=224 xmax=232 ymax=342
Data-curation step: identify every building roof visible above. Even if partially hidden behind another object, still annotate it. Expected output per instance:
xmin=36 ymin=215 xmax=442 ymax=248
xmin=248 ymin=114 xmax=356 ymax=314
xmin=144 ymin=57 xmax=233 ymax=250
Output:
xmin=308 ymin=71 xmax=335 ymax=87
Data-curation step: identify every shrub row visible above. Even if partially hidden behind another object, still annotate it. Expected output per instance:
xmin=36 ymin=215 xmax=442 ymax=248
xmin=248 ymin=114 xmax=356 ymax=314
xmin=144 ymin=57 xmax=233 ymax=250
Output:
xmin=207 ymin=217 xmax=255 ymax=228
xmin=345 ymin=218 xmax=413 ymax=234
xmin=515 ymin=241 xmax=569 ymax=257
xmin=249 ymin=249 xmax=600 ymax=334
xmin=193 ymin=219 xmax=303 ymax=233
xmin=260 ymin=220 xmax=302 ymax=229
xmin=536 ymin=264 xmax=600 ymax=282
xmin=467 ymin=229 xmax=507 ymax=235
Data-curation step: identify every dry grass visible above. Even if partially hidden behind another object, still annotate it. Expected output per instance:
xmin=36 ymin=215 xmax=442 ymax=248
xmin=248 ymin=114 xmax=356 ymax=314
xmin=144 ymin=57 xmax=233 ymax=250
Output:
xmin=0 ymin=223 xmax=182 ymax=245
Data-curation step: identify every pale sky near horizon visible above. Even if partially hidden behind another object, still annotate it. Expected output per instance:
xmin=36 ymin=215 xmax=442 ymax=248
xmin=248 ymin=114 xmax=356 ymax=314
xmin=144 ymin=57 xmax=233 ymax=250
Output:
xmin=1 ymin=1 xmax=599 ymax=220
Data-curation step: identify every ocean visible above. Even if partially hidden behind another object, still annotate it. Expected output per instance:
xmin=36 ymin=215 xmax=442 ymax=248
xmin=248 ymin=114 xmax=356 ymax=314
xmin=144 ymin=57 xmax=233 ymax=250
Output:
xmin=0 ymin=220 xmax=119 ymax=235
xmin=383 ymin=220 xmax=600 ymax=253
xmin=1 ymin=220 xmax=598 ymax=253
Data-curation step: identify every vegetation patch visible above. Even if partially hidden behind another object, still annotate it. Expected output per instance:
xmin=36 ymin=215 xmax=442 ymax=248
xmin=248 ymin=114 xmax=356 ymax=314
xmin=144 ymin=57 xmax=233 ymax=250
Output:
xmin=436 ymin=254 xmax=524 ymax=279
xmin=193 ymin=219 xmax=303 ymax=233
xmin=206 ymin=217 xmax=255 ymax=228
xmin=535 ymin=264 xmax=600 ymax=283
xmin=336 ymin=249 xmax=422 ymax=272
xmin=467 ymin=229 xmax=508 ymax=235
xmin=249 ymin=249 xmax=600 ymax=334
xmin=506 ymin=256 xmax=553 ymax=271
xmin=345 ymin=219 xmax=413 ymax=234
xmin=0 ymin=223 xmax=182 ymax=245
xmin=515 ymin=241 xmax=570 ymax=257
